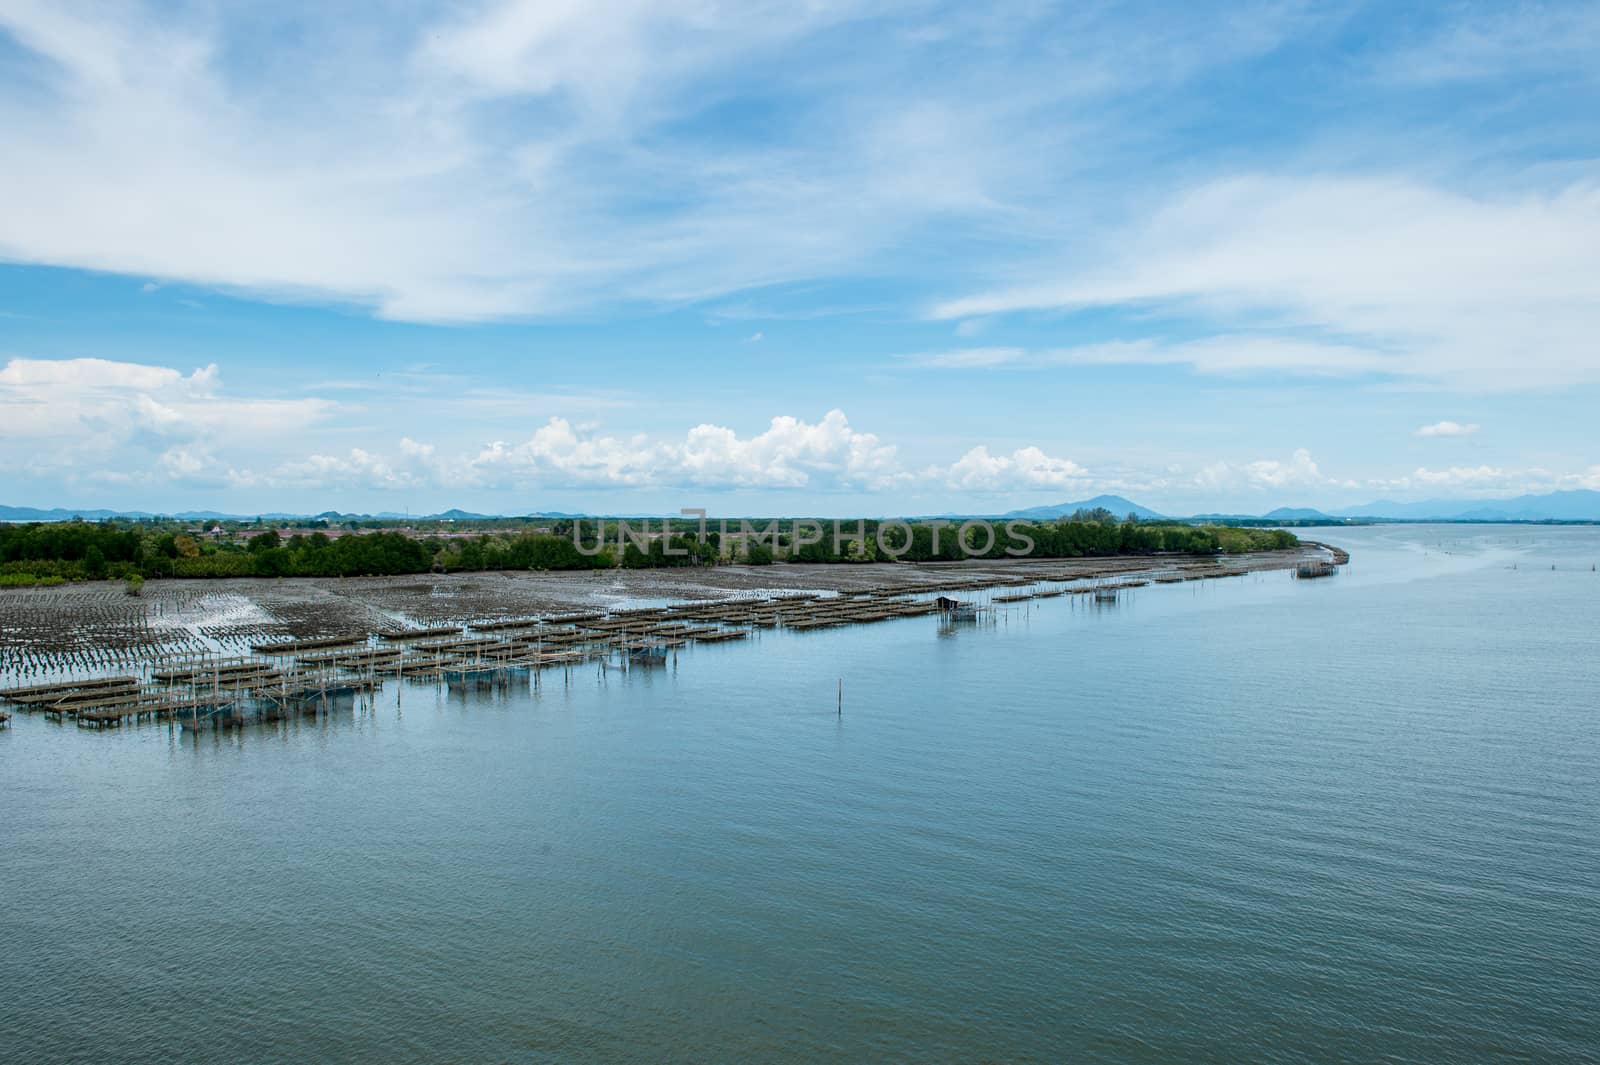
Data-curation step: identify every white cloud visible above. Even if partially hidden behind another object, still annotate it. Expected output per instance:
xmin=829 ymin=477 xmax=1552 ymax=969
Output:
xmin=0 ymin=356 xmax=193 ymax=396
xmin=0 ymin=1 xmax=979 ymax=321
xmin=1368 ymin=464 xmax=1600 ymax=496
xmin=1415 ymin=420 xmax=1480 ymax=437
xmin=0 ymin=357 xmax=334 ymax=475
xmin=158 ymin=446 xmax=210 ymax=479
xmin=466 ymin=409 xmax=906 ymax=491
xmin=398 ymin=437 xmax=435 ymax=459
xmin=1194 ymin=448 xmax=1351 ymax=493
xmin=932 ymin=175 xmax=1600 ymax=388
xmin=1375 ymin=5 xmax=1600 ymax=85
xmin=6 ymin=363 xmax=1591 ymax=507
xmin=237 ymin=414 xmax=1097 ymax=498
xmin=900 ymin=347 xmax=1027 ymax=369
xmin=904 ymin=336 xmax=1386 ymax=376
xmin=944 ymin=445 xmax=1088 ymax=492
xmin=0 ymin=0 xmax=1320 ymax=323
xmin=1411 ymin=464 xmax=1505 ymax=487
xmin=272 ymin=450 xmax=407 ymax=489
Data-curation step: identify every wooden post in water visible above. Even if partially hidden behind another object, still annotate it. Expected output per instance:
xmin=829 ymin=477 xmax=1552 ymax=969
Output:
xmin=838 ymin=678 xmax=842 ymax=716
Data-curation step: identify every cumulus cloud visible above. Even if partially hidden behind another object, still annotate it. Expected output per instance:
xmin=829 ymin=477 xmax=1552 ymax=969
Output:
xmin=271 ymin=450 xmax=413 ymax=489
xmin=466 ymin=410 xmax=906 ymax=491
xmin=1194 ymin=448 xmax=1354 ymax=493
xmin=0 ymin=356 xmax=334 ymax=476
xmin=398 ymin=437 xmax=435 ymax=460
xmin=1368 ymin=463 xmax=1600 ymax=496
xmin=1411 ymin=465 xmax=1504 ymax=486
xmin=944 ymin=445 xmax=1089 ymax=491
xmin=158 ymin=446 xmax=210 ymax=480
xmin=3 ymin=354 xmax=1589 ymax=507
xmin=226 ymin=412 xmax=1102 ymax=499
xmin=1415 ymin=420 xmax=1480 ymax=437
xmin=2 ymin=363 xmax=1062 ymax=498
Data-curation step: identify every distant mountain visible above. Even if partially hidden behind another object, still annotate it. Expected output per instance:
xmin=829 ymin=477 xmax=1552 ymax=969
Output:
xmin=0 ymin=504 xmax=599 ymax=524
xmin=0 ymin=505 xmax=490 ymax=522
xmin=1263 ymin=507 xmax=1334 ymax=520
xmin=0 ymin=506 xmax=153 ymax=521
xmin=1002 ymin=495 xmax=1166 ymax=521
xmin=8 ymin=490 xmax=1597 ymax=525
xmin=1339 ymin=490 xmax=1600 ymax=522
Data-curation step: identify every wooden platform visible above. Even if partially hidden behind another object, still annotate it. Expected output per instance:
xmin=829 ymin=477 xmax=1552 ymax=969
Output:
xmin=376 ymin=625 xmax=462 ymax=641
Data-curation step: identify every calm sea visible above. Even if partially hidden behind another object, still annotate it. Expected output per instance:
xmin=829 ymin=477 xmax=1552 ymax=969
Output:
xmin=3 ymin=525 xmax=1597 ymax=1063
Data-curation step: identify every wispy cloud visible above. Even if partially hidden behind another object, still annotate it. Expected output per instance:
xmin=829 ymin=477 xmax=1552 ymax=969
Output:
xmin=932 ymin=175 xmax=1600 ymax=389
xmin=899 ymin=347 xmax=1028 ymax=369
xmin=901 ymin=336 xmax=1388 ymax=376
xmin=0 ymin=0 xmax=1317 ymax=323
xmin=1373 ymin=3 xmax=1600 ymax=85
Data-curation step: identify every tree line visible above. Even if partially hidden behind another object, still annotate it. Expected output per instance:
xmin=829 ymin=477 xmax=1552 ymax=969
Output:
xmin=0 ymin=524 xmax=613 ymax=582
xmin=0 ymin=516 xmax=1297 ymax=584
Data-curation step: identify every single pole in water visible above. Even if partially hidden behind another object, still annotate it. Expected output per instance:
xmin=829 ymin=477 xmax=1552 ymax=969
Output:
xmin=837 ymin=678 xmax=842 ymax=716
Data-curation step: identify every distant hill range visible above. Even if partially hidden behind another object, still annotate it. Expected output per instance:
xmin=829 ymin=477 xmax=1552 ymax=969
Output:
xmin=1001 ymin=495 xmax=1167 ymax=521
xmin=1005 ymin=489 xmax=1600 ymax=523
xmin=1334 ymin=490 xmax=1600 ymax=522
xmin=0 ymin=505 xmax=578 ymax=523
xmin=4 ymin=490 xmax=1598 ymax=524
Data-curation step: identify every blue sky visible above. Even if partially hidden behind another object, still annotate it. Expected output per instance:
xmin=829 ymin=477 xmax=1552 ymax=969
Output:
xmin=1 ymin=0 xmax=1597 ymax=516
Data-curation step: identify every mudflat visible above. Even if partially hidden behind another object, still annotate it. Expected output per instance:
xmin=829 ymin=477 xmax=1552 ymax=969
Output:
xmin=0 ymin=546 xmax=1328 ymax=679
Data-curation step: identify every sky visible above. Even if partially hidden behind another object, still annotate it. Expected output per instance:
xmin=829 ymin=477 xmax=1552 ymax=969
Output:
xmin=1 ymin=0 xmax=1597 ymax=517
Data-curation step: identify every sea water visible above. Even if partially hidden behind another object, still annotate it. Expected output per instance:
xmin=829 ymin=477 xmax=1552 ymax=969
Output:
xmin=2 ymin=525 xmax=1597 ymax=1062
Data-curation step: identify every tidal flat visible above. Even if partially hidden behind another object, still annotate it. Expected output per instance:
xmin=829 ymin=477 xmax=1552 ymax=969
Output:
xmin=0 ymin=546 xmax=1327 ymax=681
